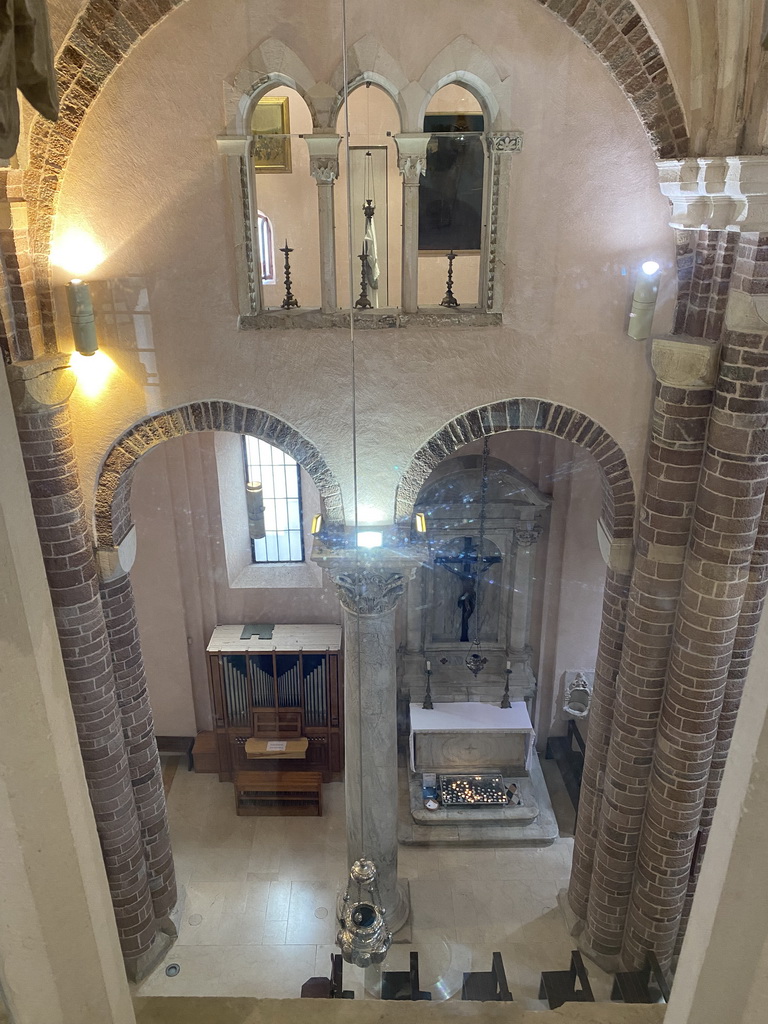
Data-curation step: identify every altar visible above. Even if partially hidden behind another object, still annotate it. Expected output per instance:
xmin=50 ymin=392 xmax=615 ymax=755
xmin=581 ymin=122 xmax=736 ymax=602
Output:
xmin=409 ymin=701 xmax=534 ymax=776
xmin=402 ymin=700 xmax=558 ymax=844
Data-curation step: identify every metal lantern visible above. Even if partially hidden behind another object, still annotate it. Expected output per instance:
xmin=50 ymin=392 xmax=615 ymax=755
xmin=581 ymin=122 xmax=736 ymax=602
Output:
xmin=336 ymin=858 xmax=391 ymax=967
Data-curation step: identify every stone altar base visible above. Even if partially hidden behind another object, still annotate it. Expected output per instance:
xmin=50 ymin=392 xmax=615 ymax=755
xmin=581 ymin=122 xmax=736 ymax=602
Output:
xmin=398 ymin=752 xmax=559 ymax=847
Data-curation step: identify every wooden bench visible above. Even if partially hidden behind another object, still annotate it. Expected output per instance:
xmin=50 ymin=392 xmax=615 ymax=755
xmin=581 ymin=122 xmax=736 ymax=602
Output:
xmin=611 ymin=952 xmax=670 ymax=1004
xmin=462 ymin=952 xmax=513 ymax=1001
xmin=234 ymin=770 xmax=322 ymax=816
xmin=539 ymin=950 xmax=594 ymax=1009
xmin=301 ymin=954 xmax=354 ymax=999
xmin=381 ymin=952 xmax=432 ymax=1001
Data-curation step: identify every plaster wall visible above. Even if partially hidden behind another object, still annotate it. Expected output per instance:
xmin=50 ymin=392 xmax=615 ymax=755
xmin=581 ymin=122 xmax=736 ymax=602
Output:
xmin=51 ymin=0 xmax=671 ymax=527
xmin=130 ymin=432 xmax=341 ymax=734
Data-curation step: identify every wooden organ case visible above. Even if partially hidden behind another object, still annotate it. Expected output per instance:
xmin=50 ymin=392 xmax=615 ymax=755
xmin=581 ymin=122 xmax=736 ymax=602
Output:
xmin=206 ymin=625 xmax=343 ymax=781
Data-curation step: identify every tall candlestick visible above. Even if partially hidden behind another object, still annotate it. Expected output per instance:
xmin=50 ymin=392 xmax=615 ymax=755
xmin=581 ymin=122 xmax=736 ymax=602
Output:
xmin=426 ymin=660 xmax=431 ymax=672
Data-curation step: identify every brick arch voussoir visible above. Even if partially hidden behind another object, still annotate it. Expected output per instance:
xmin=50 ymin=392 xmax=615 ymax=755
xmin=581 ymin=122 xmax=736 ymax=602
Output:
xmin=394 ymin=399 xmax=636 ymax=543
xmin=95 ymin=401 xmax=344 ymax=547
xmin=535 ymin=0 xmax=688 ymax=159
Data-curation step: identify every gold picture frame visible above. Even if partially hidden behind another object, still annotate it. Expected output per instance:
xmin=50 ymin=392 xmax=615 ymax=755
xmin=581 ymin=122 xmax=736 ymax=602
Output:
xmin=250 ymin=96 xmax=292 ymax=174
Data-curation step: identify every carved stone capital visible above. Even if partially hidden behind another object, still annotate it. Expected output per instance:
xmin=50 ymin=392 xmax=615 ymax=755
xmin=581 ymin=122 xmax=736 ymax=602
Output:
xmin=513 ymin=524 xmax=542 ymax=549
xmin=6 ymin=354 xmax=75 ymax=413
xmin=394 ymin=134 xmax=429 ymax=185
xmin=329 ymin=568 xmax=407 ymax=615
xmin=486 ymin=131 xmax=523 ymax=155
xmin=309 ymin=157 xmax=339 ymax=183
xmin=651 ymin=336 xmax=720 ymax=389
xmin=304 ymin=134 xmax=341 ymax=183
xmin=657 ymin=156 xmax=768 ymax=231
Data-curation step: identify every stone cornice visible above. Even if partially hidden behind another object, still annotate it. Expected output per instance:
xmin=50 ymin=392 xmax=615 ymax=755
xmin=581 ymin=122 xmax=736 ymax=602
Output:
xmin=657 ymin=156 xmax=768 ymax=232
xmin=651 ymin=336 xmax=720 ymax=389
xmin=6 ymin=354 xmax=75 ymax=413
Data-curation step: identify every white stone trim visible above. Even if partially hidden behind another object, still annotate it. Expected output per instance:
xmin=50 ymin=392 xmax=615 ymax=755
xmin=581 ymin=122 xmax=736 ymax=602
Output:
xmin=657 ymin=156 xmax=768 ymax=231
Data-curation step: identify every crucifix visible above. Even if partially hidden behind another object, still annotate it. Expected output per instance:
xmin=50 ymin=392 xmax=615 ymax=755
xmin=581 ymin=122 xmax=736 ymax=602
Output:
xmin=435 ymin=537 xmax=501 ymax=642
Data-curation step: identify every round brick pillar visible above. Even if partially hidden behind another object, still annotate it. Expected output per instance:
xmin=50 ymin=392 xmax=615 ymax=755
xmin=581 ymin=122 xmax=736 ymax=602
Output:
xmin=583 ymin=339 xmax=717 ymax=961
xmin=623 ymin=317 xmax=768 ymax=969
xmin=675 ymin=493 xmax=768 ymax=950
xmin=99 ymin=568 xmax=177 ymax=921
xmin=7 ymin=356 xmax=168 ymax=981
xmin=568 ymin=564 xmax=632 ymax=921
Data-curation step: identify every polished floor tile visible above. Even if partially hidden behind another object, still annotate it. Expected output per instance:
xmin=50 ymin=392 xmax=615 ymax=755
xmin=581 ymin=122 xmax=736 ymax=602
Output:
xmin=133 ymin=767 xmax=610 ymax=1002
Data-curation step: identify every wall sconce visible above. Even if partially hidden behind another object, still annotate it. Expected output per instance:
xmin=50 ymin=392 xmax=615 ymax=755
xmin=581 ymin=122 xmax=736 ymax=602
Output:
xmin=66 ymin=279 xmax=99 ymax=356
xmin=627 ymin=260 xmax=661 ymax=340
xmin=414 ymin=512 xmax=427 ymax=534
xmin=246 ymin=482 xmax=265 ymax=539
xmin=311 ymin=514 xmax=324 ymax=536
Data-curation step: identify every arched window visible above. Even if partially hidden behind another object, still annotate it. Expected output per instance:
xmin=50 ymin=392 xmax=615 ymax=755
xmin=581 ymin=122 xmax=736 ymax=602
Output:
xmin=257 ymin=210 xmax=275 ymax=284
xmin=243 ymin=436 xmax=304 ymax=563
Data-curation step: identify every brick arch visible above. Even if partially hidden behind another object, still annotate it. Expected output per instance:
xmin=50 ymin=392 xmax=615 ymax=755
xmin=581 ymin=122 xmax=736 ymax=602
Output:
xmin=25 ymin=1 xmax=687 ymax=307
xmin=394 ymin=399 xmax=636 ymax=541
xmin=94 ymin=401 xmax=345 ymax=548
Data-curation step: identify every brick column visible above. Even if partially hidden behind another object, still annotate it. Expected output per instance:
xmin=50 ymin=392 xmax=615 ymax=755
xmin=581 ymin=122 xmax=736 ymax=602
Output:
xmin=675 ymin=493 xmax=768 ymax=950
xmin=623 ymin=235 xmax=768 ymax=969
xmin=7 ymin=356 xmax=169 ymax=981
xmin=99 ymin=558 xmax=177 ymax=922
xmin=582 ymin=337 xmax=718 ymax=962
xmin=568 ymin=564 xmax=632 ymax=921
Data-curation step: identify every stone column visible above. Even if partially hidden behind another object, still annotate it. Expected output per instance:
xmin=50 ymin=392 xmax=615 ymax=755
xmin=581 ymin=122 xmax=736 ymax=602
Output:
xmin=623 ymin=233 xmax=768 ymax=970
xmin=314 ymin=537 xmax=423 ymax=934
xmin=7 ymin=355 xmax=169 ymax=981
xmin=568 ymin=561 xmax=633 ymax=922
xmin=98 ymin=540 xmax=177 ymax=923
xmin=394 ymin=135 xmax=429 ymax=314
xmin=0 ymin=362 xmax=135 ymax=1024
xmin=305 ymin=135 xmax=341 ymax=313
xmin=509 ymin=523 xmax=542 ymax=654
xmin=582 ymin=336 xmax=718 ymax=964
xmin=482 ymin=133 xmax=523 ymax=311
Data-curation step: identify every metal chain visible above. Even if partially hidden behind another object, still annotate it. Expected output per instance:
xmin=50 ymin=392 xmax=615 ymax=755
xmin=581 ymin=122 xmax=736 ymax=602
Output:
xmin=473 ymin=435 xmax=490 ymax=646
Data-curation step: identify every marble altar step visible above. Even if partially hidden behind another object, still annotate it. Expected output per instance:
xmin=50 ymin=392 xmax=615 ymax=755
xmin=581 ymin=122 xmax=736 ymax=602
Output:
xmin=398 ymin=751 xmax=559 ymax=847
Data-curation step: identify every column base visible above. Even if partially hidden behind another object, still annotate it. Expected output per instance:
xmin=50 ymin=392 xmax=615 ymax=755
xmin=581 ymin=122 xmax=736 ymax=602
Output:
xmin=576 ymin=931 xmax=622 ymax=974
xmin=387 ymin=879 xmax=411 ymax=937
xmin=126 ymin=928 xmax=174 ymax=983
xmin=557 ymin=887 xmax=585 ymax=936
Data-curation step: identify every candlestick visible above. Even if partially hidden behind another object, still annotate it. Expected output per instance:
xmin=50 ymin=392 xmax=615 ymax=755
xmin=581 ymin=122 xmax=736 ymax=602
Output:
xmin=426 ymin=660 xmax=431 ymax=672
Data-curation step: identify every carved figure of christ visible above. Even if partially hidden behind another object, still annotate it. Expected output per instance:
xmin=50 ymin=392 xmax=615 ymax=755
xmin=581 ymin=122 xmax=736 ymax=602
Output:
xmin=434 ymin=536 xmax=501 ymax=642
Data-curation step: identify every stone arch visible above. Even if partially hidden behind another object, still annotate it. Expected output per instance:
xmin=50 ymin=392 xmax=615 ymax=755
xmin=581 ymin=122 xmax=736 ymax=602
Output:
xmin=94 ymin=401 xmax=345 ymax=548
xmin=329 ymin=74 xmax=406 ymax=134
xmin=534 ymin=0 xmax=688 ymax=158
xmin=416 ymin=38 xmax=505 ymax=130
xmin=394 ymin=398 xmax=636 ymax=544
xmin=329 ymin=36 xmax=409 ymax=131
xmin=226 ymin=40 xmax=319 ymax=134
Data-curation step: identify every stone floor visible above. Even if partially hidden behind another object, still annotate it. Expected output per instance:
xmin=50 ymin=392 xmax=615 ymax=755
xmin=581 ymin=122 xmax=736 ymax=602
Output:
xmin=134 ymin=759 xmax=613 ymax=1006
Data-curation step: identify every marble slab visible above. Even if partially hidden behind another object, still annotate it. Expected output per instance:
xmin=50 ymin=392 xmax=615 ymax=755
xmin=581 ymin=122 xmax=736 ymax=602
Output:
xmin=207 ymin=624 xmax=342 ymax=652
xmin=409 ymin=701 xmax=534 ymax=774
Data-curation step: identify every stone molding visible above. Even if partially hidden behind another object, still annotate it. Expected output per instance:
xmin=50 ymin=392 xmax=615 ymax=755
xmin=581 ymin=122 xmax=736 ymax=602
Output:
xmin=96 ymin=526 xmax=137 ymax=582
xmin=658 ymin=157 xmax=768 ymax=231
xmin=486 ymin=131 xmax=523 ymax=153
xmin=6 ymin=354 xmax=75 ymax=413
xmin=596 ymin=518 xmax=635 ymax=573
xmin=304 ymin=135 xmax=341 ymax=183
xmin=238 ymin=309 xmax=502 ymax=330
xmin=394 ymin=135 xmax=429 ymax=184
xmin=651 ymin=336 xmax=721 ymax=389
xmin=724 ymin=289 xmax=768 ymax=334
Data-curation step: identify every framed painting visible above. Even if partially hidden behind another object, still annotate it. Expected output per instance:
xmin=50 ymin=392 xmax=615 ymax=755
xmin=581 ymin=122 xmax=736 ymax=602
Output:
xmin=419 ymin=112 xmax=484 ymax=252
xmin=250 ymin=96 xmax=292 ymax=174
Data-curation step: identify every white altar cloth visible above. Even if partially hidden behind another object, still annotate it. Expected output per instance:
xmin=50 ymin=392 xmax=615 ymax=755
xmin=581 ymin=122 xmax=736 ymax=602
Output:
xmin=409 ymin=701 xmax=534 ymax=774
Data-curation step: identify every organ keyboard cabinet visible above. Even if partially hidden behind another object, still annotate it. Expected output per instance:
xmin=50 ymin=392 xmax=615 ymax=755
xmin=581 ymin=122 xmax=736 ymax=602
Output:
xmin=206 ymin=625 xmax=343 ymax=781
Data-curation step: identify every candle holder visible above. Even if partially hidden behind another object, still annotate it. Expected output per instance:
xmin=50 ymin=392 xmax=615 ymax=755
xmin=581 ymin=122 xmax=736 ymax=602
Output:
xmin=279 ymin=240 xmax=300 ymax=309
xmin=423 ymin=665 xmax=434 ymax=710
xmin=439 ymin=249 xmax=460 ymax=308
xmin=354 ymin=250 xmax=373 ymax=309
xmin=501 ymin=667 xmax=512 ymax=708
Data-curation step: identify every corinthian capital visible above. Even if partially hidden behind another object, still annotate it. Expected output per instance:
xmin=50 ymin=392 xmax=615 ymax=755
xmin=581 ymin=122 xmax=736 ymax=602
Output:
xmin=394 ymin=134 xmax=429 ymax=185
xmin=309 ymin=157 xmax=339 ymax=183
xmin=514 ymin=524 xmax=542 ymax=549
xmin=329 ymin=568 xmax=406 ymax=615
